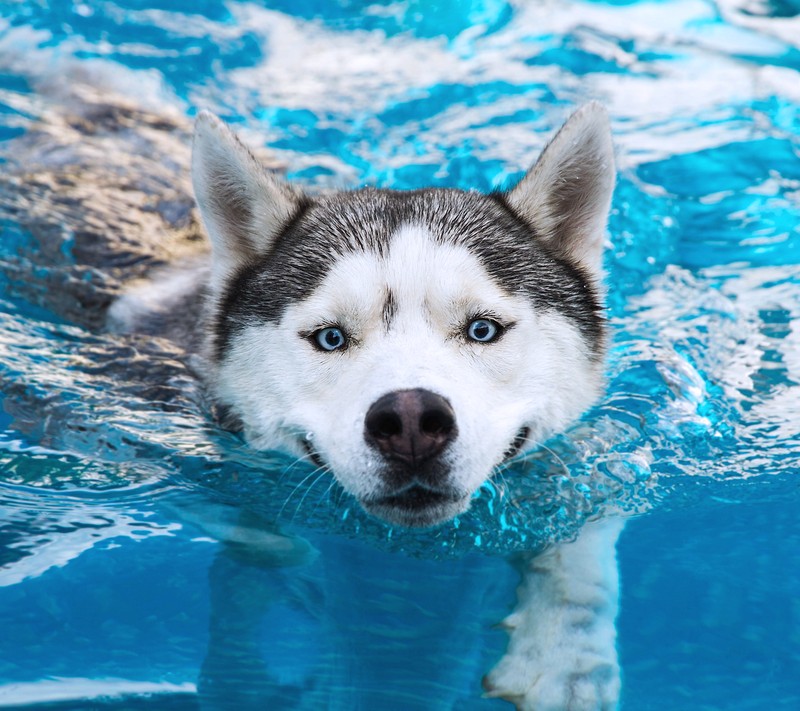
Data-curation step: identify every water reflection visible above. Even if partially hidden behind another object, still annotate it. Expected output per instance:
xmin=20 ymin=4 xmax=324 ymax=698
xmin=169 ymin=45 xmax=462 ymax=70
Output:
xmin=197 ymin=523 xmax=515 ymax=710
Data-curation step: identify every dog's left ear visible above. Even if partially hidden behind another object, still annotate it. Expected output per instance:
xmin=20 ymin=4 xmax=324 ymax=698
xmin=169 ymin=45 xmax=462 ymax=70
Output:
xmin=506 ymin=102 xmax=615 ymax=276
xmin=192 ymin=111 xmax=305 ymax=291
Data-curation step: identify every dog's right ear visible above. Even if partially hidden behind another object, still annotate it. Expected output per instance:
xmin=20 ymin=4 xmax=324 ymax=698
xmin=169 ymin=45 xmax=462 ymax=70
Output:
xmin=192 ymin=111 xmax=304 ymax=290
xmin=506 ymin=102 xmax=615 ymax=278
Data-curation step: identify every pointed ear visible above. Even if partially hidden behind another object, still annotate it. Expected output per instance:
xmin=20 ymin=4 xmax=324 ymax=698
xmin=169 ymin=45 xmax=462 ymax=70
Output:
xmin=506 ymin=102 xmax=615 ymax=276
xmin=192 ymin=111 xmax=303 ymax=290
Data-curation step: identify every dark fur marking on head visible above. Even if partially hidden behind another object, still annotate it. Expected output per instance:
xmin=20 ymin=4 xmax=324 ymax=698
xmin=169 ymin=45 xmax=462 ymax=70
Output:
xmin=211 ymin=195 xmax=313 ymax=361
xmin=488 ymin=191 xmax=606 ymax=354
xmin=382 ymin=289 xmax=397 ymax=330
xmin=210 ymin=188 xmax=605 ymax=363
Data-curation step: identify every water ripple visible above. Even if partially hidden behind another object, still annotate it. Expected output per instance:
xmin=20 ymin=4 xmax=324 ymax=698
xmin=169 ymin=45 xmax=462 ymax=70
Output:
xmin=0 ymin=0 xmax=797 ymax=561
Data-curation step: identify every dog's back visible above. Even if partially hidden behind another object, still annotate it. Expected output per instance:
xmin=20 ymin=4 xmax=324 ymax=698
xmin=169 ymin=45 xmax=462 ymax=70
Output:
xmin=0 ymin=82 xmax=280 ymax=342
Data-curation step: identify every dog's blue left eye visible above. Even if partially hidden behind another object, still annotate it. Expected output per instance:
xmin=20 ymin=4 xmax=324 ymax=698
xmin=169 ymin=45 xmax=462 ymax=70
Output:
xmin=314 ymin=327 xmax=347 ymax=351
xmin=466 ymin=318 xmax=501 ymax=343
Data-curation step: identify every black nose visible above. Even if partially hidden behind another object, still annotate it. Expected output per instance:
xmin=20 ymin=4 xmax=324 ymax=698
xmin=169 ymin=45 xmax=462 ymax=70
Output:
xmin=364 ymin=389 xmax=457 ymax=466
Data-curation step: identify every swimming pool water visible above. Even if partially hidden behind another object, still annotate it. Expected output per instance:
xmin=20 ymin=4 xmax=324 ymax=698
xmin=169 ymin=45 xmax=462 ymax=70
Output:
xmin=0 ymin=0 xmax=799 ymax=708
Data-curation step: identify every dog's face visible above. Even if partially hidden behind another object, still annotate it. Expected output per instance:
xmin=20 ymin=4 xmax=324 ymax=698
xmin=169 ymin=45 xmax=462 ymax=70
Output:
xmin=192 ymin=105 xmax=615 ymax=527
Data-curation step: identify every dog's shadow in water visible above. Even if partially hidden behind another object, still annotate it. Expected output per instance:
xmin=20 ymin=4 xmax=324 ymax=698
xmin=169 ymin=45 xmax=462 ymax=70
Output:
xmin=195 ymin=509 xmax=517 ymax=711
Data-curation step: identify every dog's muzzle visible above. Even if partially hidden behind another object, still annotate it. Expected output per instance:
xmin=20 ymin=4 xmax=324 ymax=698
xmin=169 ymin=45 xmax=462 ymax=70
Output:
xmin=360 ymin=388 xmax=463 ymax=525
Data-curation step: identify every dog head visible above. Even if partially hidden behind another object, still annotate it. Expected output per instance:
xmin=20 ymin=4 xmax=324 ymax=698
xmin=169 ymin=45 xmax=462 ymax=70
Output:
xmin=192 ymin=105 xmax=615 ymax=527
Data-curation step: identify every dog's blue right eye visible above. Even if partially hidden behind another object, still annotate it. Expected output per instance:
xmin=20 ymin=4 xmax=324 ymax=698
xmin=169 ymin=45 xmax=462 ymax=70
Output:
xmin=466 ymin=318 xmax=501 ymax=343
xmin=314 ymin=327 xmax=347 ymax=351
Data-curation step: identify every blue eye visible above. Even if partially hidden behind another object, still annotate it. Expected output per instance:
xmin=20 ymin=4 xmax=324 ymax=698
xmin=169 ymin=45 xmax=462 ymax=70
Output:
xmin=466 ymin=318 xmax=501 ymax=343
xmin=314 ymin=326 xmax=347 ymax=351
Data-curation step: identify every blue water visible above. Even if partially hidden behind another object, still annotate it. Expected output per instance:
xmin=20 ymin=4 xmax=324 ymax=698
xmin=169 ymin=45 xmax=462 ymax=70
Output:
xmin=1 ymin=0 xmax=799 ymax=708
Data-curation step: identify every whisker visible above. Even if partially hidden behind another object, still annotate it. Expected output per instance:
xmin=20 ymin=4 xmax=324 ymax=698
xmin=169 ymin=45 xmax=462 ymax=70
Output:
xmin=277 ymin=464 xmax=328 ymax=519
xmin=494 ymin=453 xmax=520 ymax=483
xmin=332 ymin=484 xmax=347 ymax=507
xmin=289 ymin=467 xmax=331 ymax=523
xmin=276 ymin=450 xmax=317 ymax=483
xmin=309 ymin=479 xmax=338 ymax=517
xmin=485 ymin=466 xmax=513 ymax=518
xmin=493 ymin=466 xmax=511 ymax=494
xmin=538 ymin=442 xmax=572 ymax=478
xmin=492 ymin=440 xmax=571 ymax=512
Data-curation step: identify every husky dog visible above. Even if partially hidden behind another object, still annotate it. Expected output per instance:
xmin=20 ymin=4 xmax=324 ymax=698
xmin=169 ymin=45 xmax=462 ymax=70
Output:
xmin=187 ymin=104 xmax=613 ymax=524
xmin=102 ymin=98 xmax=621 ymax=709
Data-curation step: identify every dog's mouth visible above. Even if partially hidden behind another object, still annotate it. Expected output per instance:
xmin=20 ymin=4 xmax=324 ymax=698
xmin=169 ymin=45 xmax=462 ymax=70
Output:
xmin=362 ymin=485 xmax=468 ymax=528
xmin=300 ymin=436 xmax=326 ymax=469
xmin=502 ymin=426 xmax=530 ymax=462
xmin=372 ymin=485 xmax=461 ymax=510
xmin=297 ymin=426 xmax=530 ymax=527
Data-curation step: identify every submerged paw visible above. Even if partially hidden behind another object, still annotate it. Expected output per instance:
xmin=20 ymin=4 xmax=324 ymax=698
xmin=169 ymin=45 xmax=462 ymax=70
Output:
xmin=483 ymin=659 xmax=620 ymax=711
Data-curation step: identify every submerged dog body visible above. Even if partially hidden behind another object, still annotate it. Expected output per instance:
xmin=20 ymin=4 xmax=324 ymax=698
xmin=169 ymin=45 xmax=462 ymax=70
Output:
xmin=109 ymin=103 xmax=622 ymax=709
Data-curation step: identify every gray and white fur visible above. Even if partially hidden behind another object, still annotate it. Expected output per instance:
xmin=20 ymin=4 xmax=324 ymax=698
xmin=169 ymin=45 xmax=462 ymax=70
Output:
xmin=115 ymin=102 xmax=622 ymax=710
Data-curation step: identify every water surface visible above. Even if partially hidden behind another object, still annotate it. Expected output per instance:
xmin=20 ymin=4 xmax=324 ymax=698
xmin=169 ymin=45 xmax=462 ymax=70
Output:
xmin=0 ymin=0 xmax=799 ymax=708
